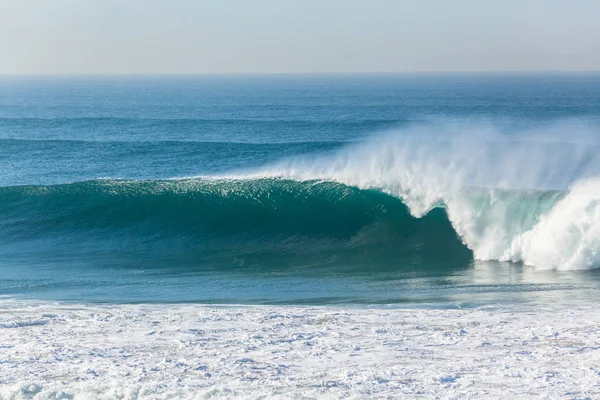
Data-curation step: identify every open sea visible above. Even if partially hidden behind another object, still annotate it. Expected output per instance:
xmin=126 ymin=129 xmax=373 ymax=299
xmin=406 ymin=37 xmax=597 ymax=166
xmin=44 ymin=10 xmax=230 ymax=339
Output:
xmin=2 ymin=74 xmax=600 ymax=398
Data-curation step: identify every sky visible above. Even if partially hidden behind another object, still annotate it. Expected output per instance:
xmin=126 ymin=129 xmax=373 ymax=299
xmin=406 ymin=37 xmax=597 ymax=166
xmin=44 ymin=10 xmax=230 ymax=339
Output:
xmin=1 ymin=0 xmax=599 ymax=74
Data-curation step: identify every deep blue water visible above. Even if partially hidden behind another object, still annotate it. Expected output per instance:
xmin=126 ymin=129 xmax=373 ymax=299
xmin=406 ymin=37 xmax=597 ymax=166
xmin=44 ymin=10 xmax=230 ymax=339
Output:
xmin=2 ymin=73 xmax=600 ymax=306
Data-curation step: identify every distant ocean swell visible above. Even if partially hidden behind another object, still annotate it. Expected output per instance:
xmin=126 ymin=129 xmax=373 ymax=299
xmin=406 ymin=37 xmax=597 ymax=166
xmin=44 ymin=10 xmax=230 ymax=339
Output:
xmin=1 ymin=175 xmax=599 ymax=270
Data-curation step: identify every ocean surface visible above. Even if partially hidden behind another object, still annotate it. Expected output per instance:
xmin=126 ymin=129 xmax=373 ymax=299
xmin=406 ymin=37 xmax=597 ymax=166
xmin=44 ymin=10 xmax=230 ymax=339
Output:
xmin=3 ymin=74 xmax=600 ymax=399
xmin=1 ymin=73 xmax=600 ymax=307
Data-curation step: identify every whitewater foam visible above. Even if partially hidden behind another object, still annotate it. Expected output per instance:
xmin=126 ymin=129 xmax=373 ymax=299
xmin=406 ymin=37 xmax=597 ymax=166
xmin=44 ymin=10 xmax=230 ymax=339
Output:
xmin=508 ymin=178 xmax=600 ymax=270
xmin=2 ymin=300 xmax=600 ymax=399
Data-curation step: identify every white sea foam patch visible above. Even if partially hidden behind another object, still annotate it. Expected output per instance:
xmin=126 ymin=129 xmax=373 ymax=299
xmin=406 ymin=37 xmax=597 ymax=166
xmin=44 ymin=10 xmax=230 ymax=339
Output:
xmin=1 ymin=301 xmax=600 ymax=399
xmin=240 ymin=118 xmax=600 ymax=270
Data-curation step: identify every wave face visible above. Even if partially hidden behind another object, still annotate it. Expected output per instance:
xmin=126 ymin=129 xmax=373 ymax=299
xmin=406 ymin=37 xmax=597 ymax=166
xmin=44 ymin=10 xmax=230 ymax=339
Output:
xmin=0 ymin=178 xmax=472 ymax=272
xmin=1 ymin=175 xmax=598 ymax=271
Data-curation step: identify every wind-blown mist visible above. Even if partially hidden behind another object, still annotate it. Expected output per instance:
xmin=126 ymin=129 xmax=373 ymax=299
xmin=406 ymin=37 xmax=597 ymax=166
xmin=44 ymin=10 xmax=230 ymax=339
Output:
xmin=239 ymin=119 xmax=600 ymax=270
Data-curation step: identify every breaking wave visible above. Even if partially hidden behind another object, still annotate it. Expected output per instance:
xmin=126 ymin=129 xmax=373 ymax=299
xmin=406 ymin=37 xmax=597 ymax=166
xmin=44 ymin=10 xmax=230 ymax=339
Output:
xmin=2 ymin=119 xmax=600 ymax=270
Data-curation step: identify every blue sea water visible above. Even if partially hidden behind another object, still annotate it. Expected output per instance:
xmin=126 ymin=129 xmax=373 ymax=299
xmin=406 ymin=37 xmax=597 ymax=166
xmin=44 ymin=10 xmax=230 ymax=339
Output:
xmin=2 ymin=73 xmax=600 ymax=306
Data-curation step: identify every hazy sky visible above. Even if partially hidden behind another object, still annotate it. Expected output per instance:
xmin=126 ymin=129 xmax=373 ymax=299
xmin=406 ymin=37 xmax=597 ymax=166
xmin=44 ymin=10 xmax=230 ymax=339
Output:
xmin=1 ymin=0 xmax=599 ymax=74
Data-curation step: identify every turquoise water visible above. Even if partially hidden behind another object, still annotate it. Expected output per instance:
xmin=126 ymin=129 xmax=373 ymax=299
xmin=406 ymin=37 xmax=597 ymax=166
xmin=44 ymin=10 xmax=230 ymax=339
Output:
xmin=2 ymin=74 xmax=600 ymax=306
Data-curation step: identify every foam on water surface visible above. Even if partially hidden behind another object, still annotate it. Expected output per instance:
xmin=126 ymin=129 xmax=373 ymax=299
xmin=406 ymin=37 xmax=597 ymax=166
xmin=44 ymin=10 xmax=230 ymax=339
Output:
xmin=1 ymin=301 xmax=600 ymax=399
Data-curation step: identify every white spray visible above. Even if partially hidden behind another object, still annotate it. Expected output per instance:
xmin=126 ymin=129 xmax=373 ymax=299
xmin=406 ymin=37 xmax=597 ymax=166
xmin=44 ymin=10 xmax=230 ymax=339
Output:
xmin=249 ymin=118 xmax=600 ymax=270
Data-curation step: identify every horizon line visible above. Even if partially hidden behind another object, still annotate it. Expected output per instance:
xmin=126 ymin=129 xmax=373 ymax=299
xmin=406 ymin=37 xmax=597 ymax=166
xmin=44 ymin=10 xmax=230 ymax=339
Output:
xmin=1 ymin=70 xmax=600 ymax=78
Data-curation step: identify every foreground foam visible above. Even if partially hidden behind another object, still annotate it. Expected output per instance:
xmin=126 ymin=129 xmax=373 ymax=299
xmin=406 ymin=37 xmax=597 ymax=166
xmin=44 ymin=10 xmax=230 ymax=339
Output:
xmin=1 ymin=301 xmax=600 ymax=399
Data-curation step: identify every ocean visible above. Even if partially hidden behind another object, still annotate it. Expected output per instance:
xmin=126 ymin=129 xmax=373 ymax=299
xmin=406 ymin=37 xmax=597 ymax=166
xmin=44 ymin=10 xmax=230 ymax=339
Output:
xmin=2 ymin=74 xmax=600 ymax=398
